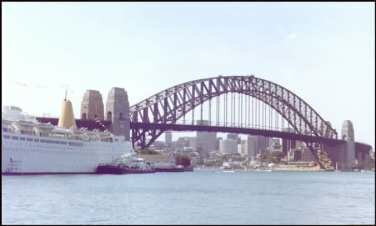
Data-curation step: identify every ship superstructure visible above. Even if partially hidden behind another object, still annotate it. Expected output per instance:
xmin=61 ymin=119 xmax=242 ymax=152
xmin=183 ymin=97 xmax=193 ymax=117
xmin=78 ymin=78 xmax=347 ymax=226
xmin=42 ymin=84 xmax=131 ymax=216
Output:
xmin=1 ymin=99 xmax=133 ymax=174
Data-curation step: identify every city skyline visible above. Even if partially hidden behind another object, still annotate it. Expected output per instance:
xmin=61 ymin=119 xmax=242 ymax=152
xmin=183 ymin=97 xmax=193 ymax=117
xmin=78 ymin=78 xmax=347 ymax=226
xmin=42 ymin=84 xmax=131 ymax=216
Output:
xmin=2 ymin=2 xmax=374 ymax=146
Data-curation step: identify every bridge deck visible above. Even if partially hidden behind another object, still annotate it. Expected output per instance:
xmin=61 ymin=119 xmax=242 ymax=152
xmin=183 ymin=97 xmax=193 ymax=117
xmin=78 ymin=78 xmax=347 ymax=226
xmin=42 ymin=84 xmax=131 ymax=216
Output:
xmin=130 ymin=122 xmax=372 ymax=152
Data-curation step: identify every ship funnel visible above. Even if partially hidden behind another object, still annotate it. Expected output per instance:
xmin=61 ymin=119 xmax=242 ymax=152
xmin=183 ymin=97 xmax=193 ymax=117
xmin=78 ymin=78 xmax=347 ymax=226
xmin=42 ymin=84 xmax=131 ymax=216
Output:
xmin=58 ymin=97 xmax=77 ymax=129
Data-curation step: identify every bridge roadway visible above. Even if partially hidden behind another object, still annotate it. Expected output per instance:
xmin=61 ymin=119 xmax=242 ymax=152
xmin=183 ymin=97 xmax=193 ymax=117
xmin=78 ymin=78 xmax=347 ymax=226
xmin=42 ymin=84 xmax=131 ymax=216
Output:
xmin=130 ymin=122 xmax=372 ymax=152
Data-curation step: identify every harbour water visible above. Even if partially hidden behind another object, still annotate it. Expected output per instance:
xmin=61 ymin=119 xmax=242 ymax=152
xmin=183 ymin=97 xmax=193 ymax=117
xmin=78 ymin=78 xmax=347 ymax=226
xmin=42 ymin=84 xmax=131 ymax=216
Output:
xmin=2 ymin=170 xmax=375 ymax=225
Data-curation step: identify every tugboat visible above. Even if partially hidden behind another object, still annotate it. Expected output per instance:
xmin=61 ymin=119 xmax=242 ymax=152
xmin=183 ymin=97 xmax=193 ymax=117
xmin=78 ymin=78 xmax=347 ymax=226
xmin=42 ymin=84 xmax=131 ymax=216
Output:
xmin=96 ymin=164 xmax=125 ymax=174
xmin=96 ymin=154 xmax=156 ymax=174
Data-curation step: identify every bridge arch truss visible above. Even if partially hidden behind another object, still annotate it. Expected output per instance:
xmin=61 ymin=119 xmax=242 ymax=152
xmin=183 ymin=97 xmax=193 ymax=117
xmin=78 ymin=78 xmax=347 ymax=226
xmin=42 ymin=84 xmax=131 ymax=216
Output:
xmin=129 ymin=75 xmax=338 ymax=149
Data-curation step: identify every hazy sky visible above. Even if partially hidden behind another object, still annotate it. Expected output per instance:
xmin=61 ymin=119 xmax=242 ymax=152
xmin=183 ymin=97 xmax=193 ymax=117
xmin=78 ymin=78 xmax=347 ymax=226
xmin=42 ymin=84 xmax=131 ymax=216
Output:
xmin=2 ymin=2 xmax=375 ymax=146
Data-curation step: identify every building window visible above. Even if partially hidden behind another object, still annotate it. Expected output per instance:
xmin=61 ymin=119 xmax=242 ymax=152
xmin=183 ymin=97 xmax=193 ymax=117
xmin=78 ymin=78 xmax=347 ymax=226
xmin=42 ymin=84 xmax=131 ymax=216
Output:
xmin=119 ymin=112 xmax=123 ymax=120
xmin=82 ymin=113 xmax=87 ymax=120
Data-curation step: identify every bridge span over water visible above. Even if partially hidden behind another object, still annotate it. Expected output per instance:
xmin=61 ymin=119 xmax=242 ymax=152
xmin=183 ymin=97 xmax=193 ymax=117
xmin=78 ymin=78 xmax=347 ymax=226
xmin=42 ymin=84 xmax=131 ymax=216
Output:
xmin=129 ymin=75 xmax=372 ymax=170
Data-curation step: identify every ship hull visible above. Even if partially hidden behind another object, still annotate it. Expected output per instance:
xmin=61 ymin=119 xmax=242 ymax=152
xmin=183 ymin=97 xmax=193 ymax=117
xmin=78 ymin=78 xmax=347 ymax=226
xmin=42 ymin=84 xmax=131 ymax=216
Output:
xmin=2 ymin=132 xmax=132 ymax=174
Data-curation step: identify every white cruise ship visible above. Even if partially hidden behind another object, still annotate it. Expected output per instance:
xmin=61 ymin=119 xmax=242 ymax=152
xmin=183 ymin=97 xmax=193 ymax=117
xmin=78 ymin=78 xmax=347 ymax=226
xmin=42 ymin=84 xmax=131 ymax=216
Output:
xmin=1 ymin=98 xmax=133 ymax=174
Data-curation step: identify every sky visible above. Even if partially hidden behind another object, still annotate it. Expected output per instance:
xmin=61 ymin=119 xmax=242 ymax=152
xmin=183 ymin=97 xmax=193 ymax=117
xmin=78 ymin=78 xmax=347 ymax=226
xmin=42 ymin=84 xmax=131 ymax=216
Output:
xmin=2 ymin=2 xmax=375 ymax=146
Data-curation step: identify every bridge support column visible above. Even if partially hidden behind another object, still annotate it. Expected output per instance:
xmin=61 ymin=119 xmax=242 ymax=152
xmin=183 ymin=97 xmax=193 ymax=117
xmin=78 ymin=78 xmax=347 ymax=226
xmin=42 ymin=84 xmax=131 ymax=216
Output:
xmin=343 ymin=140 xmax=355 ymax=170
xmin=355 ymin=150 xmax=364 ymax=169
xmin=340 ymin=120 xmax=356 ymax=171
xmin=322 ymin=141 xmax=355 ymax=171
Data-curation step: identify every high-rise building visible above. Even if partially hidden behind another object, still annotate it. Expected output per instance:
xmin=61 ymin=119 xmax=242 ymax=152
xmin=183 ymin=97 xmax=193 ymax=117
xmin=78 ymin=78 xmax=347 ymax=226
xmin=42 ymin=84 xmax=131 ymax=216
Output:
xmin=196 ymin=120 xmax=217 ymax=158
xmin=215 ymin=137 xmax=222 ymax=151
xmin=105 ymin=87 xmax=130 ymax=141
xmin=80 ymin=90 xmax=104 ymax=120
xmin=239 ymin=140 xmax=248 ymax=157
xmin=219 ymin=138 xmax=238 ymax=154
xmin=282 ymin=127 xmax=296 ymax=156
xmin=175 ymin=137 xmax=196 ymax=152
xmin=165 ymin=131 xmax=172 ymax=147
xmin=239 ymin=135 xmax=259 ymax=159
xmin=255 ymin=135 xmax=270 ymax=154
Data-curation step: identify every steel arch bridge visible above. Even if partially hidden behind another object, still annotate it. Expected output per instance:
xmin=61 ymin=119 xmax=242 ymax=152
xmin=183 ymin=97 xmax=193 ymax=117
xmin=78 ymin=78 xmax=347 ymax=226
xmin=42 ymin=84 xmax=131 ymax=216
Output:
xmin=129 ymin=75 xmax=338 ymax=147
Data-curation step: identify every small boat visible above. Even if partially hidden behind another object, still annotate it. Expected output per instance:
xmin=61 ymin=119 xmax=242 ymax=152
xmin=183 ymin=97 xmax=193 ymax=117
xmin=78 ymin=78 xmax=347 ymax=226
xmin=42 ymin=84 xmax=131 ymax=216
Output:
xmin=223 ymin=170 xmax=235 ymax=173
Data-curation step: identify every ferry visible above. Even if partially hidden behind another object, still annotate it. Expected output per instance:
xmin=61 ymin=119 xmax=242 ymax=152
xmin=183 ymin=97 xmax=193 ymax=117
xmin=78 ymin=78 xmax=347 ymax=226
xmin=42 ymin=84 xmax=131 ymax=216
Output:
xmin=1 ymin=98 xmax=133 ymax=174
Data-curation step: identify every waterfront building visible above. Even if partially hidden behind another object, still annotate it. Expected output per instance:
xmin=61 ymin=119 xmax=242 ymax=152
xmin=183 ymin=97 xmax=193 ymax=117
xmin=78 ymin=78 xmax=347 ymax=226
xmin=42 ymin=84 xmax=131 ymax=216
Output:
xmin=80 ymin=90 xmax=104 ymax=120
xmin=105 ymin=87 xmax=130 ymax=140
